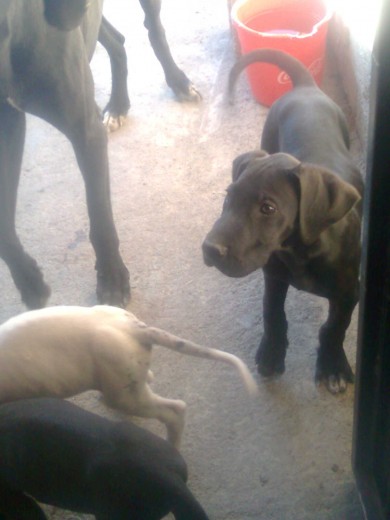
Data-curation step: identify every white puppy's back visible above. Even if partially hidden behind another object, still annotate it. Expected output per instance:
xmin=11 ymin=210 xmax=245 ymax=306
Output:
xmin=0 ymin=306 xmax=140 ymax=401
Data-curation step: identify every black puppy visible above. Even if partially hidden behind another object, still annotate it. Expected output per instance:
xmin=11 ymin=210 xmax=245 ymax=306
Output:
xmin=0 ymin=398 xmax=209 ymax=519
xmin=203 ymin=49 xmax=363 ymax=394
xmin=0 ymin=0 xmax=130 ymax=309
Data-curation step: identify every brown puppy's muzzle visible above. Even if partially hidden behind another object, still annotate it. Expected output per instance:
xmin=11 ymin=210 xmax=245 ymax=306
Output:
xmin=202 ymin=239 xmax=228 ymax=267
xmin=202 ymin=237 xmax=253 ymax=278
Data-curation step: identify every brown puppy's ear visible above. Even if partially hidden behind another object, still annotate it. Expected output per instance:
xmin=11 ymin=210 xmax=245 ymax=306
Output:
xmin=296 ymin=163 xmax=361 ymax=244
xmin=232 ymin=150 xmax=268 ymax=182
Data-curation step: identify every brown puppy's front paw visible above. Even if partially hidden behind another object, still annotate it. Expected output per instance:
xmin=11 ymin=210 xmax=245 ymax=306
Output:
xmin=96 ymin=261 xmax=130 ymax=308
xmin=255 ymin=338 xmax=286 ymax=377
xmin=14 ymin=259 xmax=51 ymax=309
xmin=167 ymin=73 xmax=202 ymax=102
xmin=103 ymin=113 xmax=128 ymax=133
xmin=315 ymin=352 xmax=354 ymax=394
xmin=177 ymin=83 xmax=202 ymax=103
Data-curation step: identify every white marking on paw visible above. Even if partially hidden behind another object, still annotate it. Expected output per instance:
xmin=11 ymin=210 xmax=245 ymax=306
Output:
xmin=103 ymin=114 xmax=127 ymax=133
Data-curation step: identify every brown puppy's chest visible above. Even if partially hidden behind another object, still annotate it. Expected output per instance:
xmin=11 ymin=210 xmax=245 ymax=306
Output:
xmin=267 ymin=244 xmax=356 ymax=299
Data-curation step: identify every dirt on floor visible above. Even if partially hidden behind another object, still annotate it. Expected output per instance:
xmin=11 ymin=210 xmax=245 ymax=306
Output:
xmin=0 ymin=0 xmax=367 ymax=518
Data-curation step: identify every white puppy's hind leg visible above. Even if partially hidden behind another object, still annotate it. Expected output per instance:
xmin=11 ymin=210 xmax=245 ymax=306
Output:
xmin=111 ymin=385 xmax=186 ymax=450
xmin=150 ymin=393 xmax=186 ymax=449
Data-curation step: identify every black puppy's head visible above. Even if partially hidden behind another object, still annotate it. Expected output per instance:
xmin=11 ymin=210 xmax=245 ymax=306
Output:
xmin=202 ymin=151 xmax=300 ymax=277
xmin=202 ymin=150 xmax=361 ymax=278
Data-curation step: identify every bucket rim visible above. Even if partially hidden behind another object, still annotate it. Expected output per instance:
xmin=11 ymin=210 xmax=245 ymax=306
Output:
xmin=231 ymin=0 xmax=334 ymax=39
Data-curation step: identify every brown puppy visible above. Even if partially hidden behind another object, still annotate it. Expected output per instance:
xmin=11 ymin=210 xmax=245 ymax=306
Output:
xmin=203 ymin=49 xmax=363 ymax=394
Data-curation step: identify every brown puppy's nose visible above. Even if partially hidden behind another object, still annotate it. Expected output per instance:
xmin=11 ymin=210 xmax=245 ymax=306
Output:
xmin=202 ymin=240 xmax=228 ymax=266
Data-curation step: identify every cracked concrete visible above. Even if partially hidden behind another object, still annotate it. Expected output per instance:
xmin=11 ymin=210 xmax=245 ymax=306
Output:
xmin=0 ymin=0 xmax=366 ymax=518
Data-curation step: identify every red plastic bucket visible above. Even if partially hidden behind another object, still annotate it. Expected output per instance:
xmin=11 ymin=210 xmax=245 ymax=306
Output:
xmin=231 ymin=0 xmax=333 ymax=106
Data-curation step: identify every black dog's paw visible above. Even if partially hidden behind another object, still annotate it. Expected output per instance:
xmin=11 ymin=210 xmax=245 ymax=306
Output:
xmin=175 ymin=82 xmax=202 ymax=103
xmin=102 ymin=99 xmax=131 ymax=133
xmin=255 ymin=337 xmax=287 ymax=377
xmin=96 ymin=261 xmax=130 ymax=308
xmin=103 ymin=113 xmax=128 ymax=133
xmin=22 ymin=282 xmax=51 ymax=310
xmin=166 ymin=70 xmax=202 ymax=103
xmin=315 ymin=350 xmax=354 ymax=394
xmin=14 ymin=259 xmax=51 ymax=309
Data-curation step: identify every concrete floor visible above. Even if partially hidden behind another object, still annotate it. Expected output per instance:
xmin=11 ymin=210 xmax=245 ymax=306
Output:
xmin=0 ymin=0 xmax=367 ymax=518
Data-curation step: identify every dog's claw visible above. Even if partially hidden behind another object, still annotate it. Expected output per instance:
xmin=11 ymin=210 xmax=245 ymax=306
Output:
xmin=103 ymin=113 xmax=127 ymax=133
xmin=315 ymin=347 xmax=354 ymax=394
xmin=172 ymin=82 xmax=202 ymax=103
xmin=327 ymin=375 xmax=347 ymax=394
xmin=316 ymin=375 xmax=348 ymax=394
xmin=183 ymin=84 xmax=202 ymax=102
xmin=256 ymin=354 xmax=286 ymax=377
xmin=315 ymin=367 xmax=354 ymax=394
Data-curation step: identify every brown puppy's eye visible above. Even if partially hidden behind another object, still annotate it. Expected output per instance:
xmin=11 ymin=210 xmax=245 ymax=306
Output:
xmin=260 ymin=202 xmax=276 ymax=215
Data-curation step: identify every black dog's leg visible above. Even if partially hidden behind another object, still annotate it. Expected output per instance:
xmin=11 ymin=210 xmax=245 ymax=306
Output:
xmin=256 ymin=273 xmax=289 ymax=376
xmin=35 ymin=54 xmax=130 ymax=306
xmin=315 ymin=294 xmax=357 ymax=393
xmin=98 ymin=16 xmax=131 ymax=131
xmin=0 ymin=102 xmax=50 ymax=308
xmin=138 ymin=0 xmax=201 ymax=101
xmin=70 ymin=115 xmax=130 ymax=307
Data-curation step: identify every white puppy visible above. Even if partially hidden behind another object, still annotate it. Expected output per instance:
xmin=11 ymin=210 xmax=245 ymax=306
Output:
xmin=0 ymin=305 xmax=258 ymax=448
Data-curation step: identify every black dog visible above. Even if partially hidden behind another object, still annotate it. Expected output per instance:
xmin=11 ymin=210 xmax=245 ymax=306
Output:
xmin=43 ymin=0 xmax=200 ymax=122
xmin=0 ymin=0 xmax=130 ymax=309
xmin=0 ymin=398 xmax=210 ymax=519
xmin=203 ymin=49 xmax=363 ymax=394
xmin=0 ymin=0 xmax=200 ymax=309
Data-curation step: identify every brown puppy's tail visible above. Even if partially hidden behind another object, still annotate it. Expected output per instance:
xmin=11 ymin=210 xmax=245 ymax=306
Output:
xmin=228 ymin=48 xmax=316 ymax=103
xmin=135 ymin=326 xmax=259 ymax=398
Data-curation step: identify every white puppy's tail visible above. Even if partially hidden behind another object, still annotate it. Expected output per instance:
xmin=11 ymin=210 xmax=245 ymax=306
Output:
xmin=135 ymin=326 xmax=259 ymax=397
